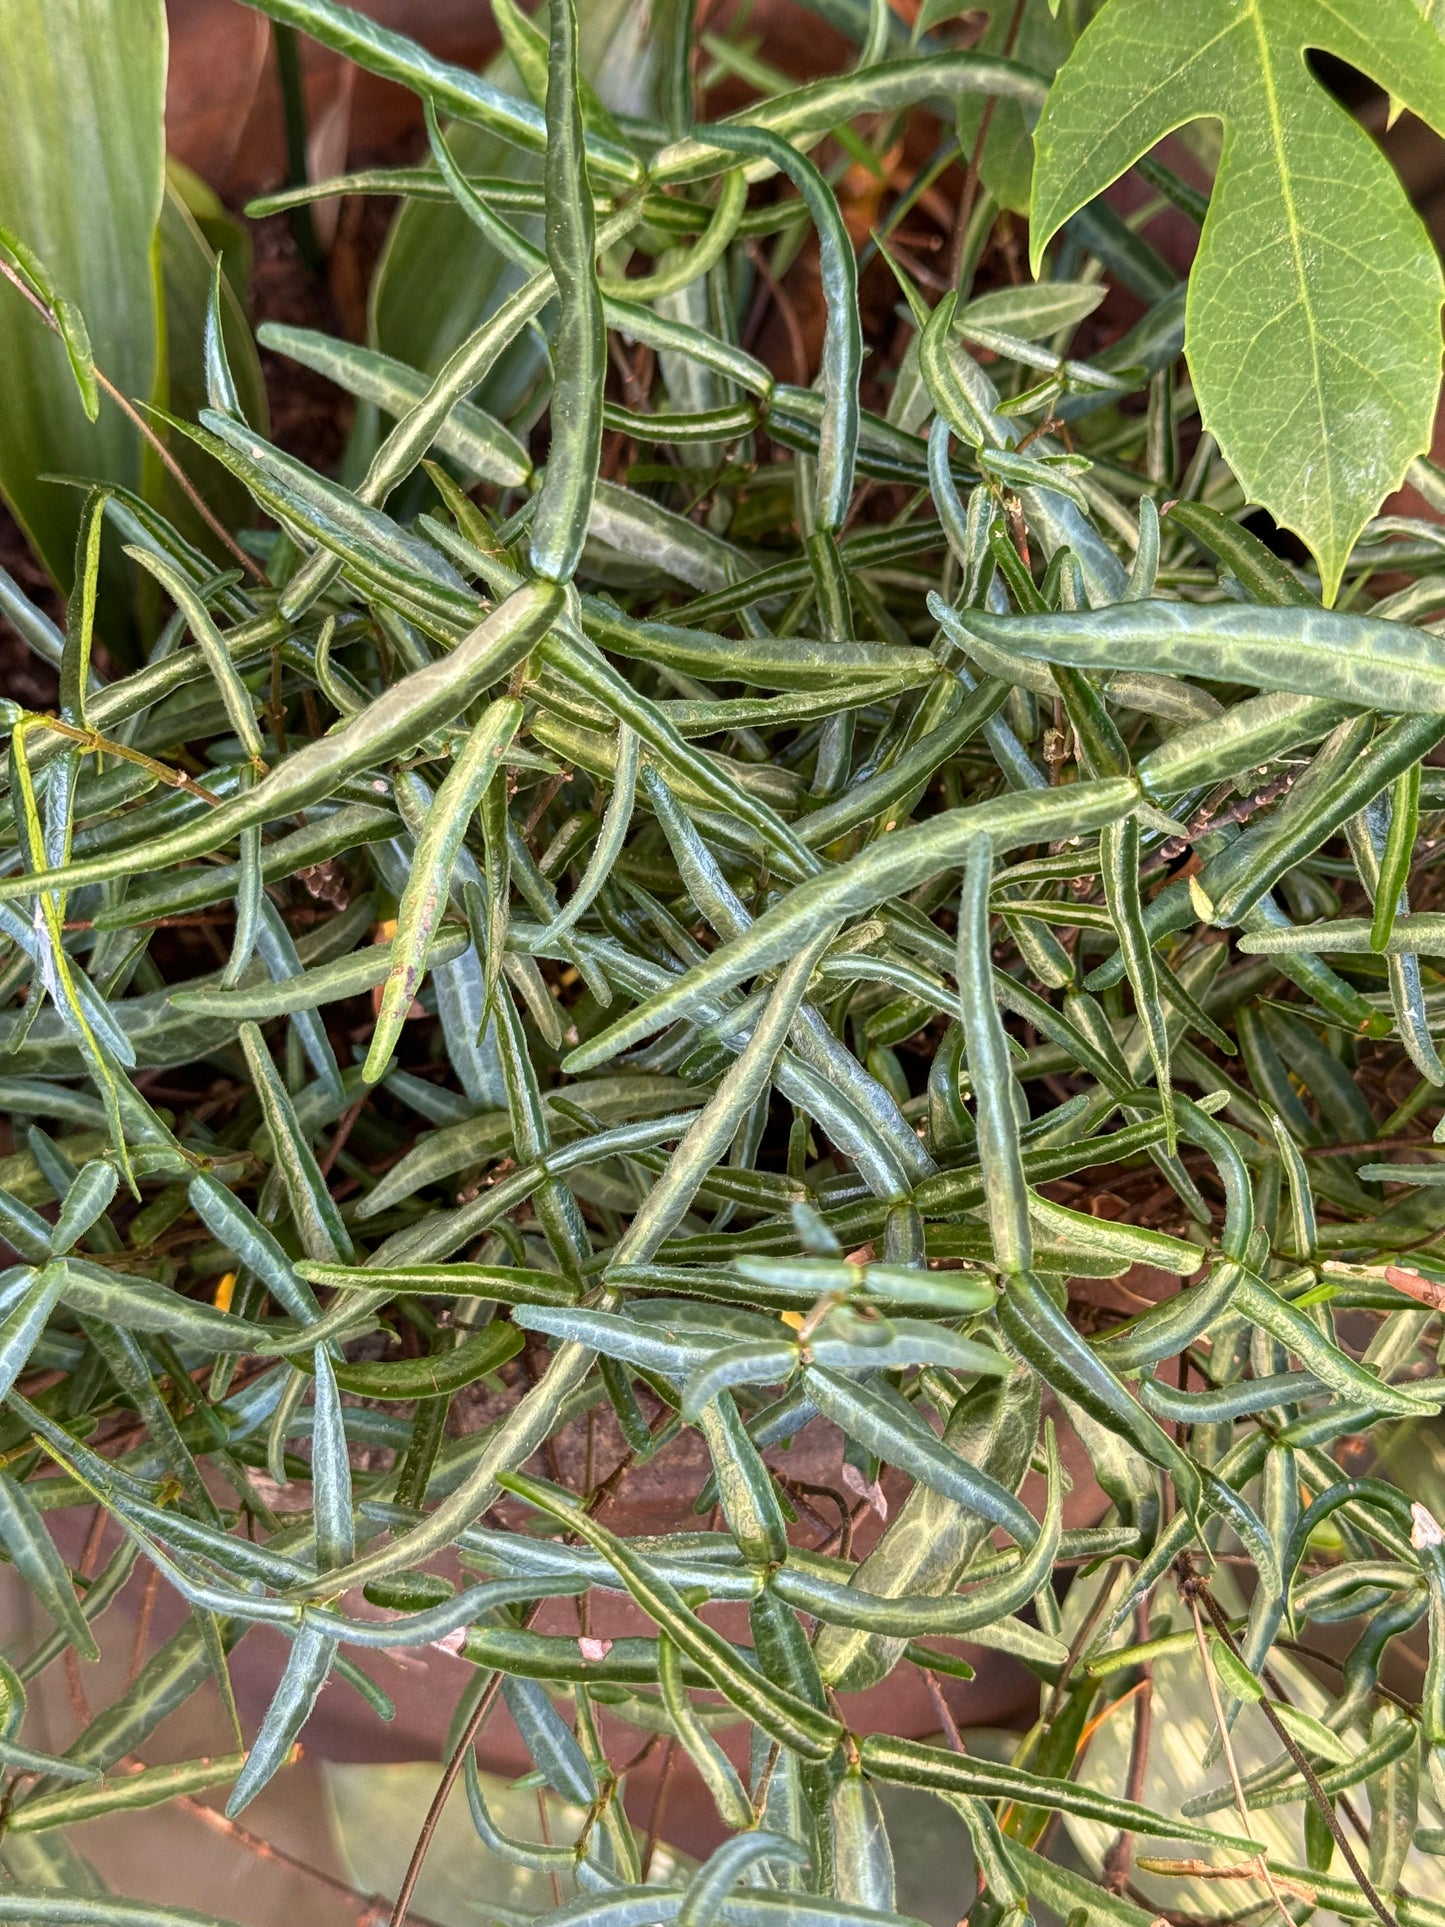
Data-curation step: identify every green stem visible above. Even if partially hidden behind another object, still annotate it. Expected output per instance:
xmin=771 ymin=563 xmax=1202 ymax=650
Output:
xmin=273 ymin=23 xmax=324 ymax=270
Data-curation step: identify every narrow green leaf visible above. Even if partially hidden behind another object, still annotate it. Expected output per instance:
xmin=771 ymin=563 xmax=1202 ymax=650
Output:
xmin=365 ymin=696 xmax=521 ymax=1081
xmin=49 ymin=1162 xmax=118 ymax=1256
xmin=0 ymin=1471 xmax=98 ymax=1660
xmin=936 ymin=596 xmax=1445 ymax=715
xmin=303 ymin=1319 xmax=523 ymax=1400
xmin=565 ymin=779 xmax=1138 ymax=1069
xmin=310 ymin=1344 xmax=353 ymax=1573
xmin=499 ymin=1469 xmax=844 ymax=1760
xmin=957 ymin=835 xmax=1031 ymax=1271
xmin=528 ymin=0 xmax=604 ymax=584
xmin=225 ymin=1622 xmax=332 ymax=1815
xmin=238 ymin=1023 xmax=353 ymax=1265
xmin=861 ymin=1731 xmax=1254 ymax=1849
xmin=0 ymin=1263 xmax=65 ymax=1401
xmin=659 ymin=1632 xmax=755 ymax=1830
xmin=9 ymin=1751 xmax=248 ymax=1833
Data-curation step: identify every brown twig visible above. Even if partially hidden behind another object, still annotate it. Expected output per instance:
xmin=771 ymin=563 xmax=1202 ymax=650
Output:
xmin=390 ymin=1402 xmax=679 ymax=1922
xmin=128 ymin=1562 xmax=161 ymax=1685
xmin=0 ymin=256 xmax=264 ymax=582
xmin=950 ymin=0 xmax=1028 ymax=288
xmin=641 ymin=1734 xmax=679 ymax=1881
xmin=387 ymin=1665 xmax=508 ymax=1927
xmin=1182 ymin=1565 xmax=1399 ymax=1927
xmin=921 ymin=1667 xmax=967 ymax=1754
xmin=320 ymin=1097 xmax=368 ymax=1179
xmin=16 ymin=713 xmax=224 ymax=804
xmin=1039 ymin=1562 xmax=1120 ymax=1729
xmin=175 ymin=1794 xmax=449 ymax=1927
xmin=537 ymin=1786 xmax=563 ymax=1909
xmin=1181 ymin=1580 xmax=1294 ymax=1927
xmin=744 ymin=242 xmax=809 ymax=388
xmin=1102 ymin=1598 xmax=1155 ymax=1892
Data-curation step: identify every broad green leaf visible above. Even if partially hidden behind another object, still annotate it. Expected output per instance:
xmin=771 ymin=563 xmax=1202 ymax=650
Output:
xmin=0 ymin=0 xmax=166 ymax=648
xmin=1030 ymin=0 xmax=1445 ymax=597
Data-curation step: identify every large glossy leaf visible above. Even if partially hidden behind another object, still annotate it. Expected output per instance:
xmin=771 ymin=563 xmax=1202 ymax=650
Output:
xmin=1030 ymin=0 xmax=1445 ymax=596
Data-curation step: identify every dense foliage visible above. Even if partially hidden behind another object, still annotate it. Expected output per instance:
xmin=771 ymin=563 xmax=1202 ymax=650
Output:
xmin=5 ymin=1 xmax=1445 ymax=1923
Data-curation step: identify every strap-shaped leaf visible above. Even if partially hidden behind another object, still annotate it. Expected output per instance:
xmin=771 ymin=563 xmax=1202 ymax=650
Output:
xmin=677 ymin=1835 xmax=812 ymax=1927
xmin=0 ymin=1262 xmax=64 ymax=1400
xmin=225 ymin=1621 xmax=333 ymax=1815
xmin=239 ymin=1024 xmax=352 ymax=1266
xmin=309 ymin=1344 xmax=353 ymax=1573
xmin=566 ymin=778 xmax=1138 ymax=1069
xmin=48 ymin=1161 xmax=117 ymax=1256
xmin=998 ymin=1268 xmax=1202 ymax=1520
xmin=659 ymin=1632 xmax=755 ymax=1831
xmin=0 ymin=1470 xmax=98 ymax=1660
xmin=860 ymin=1730 xmax=1254 ymax=1850
xmin=937 ymin=596 xmax=1445 ymax=715
xmin=8 ymin=1751 xmax=246 ymax=1834
xmin=956 ymin=834 xmax=1030 ymax=1271
xmin=365 ymin=696 xmax=521 ymax=1080
xmin=500 ymin=1469 xmax=844 ymax=1760
xmin=501 ymin=1673 xmax=596 ymax=1806
xmin=0 ymin=579 xmax=564 ymax=902
xmin=528 ymin=0 xmax=604 ymax=584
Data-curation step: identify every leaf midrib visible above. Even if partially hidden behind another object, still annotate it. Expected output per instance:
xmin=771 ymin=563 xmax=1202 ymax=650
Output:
xmin=1244 ymin=0 xmax=1334 ymax=562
